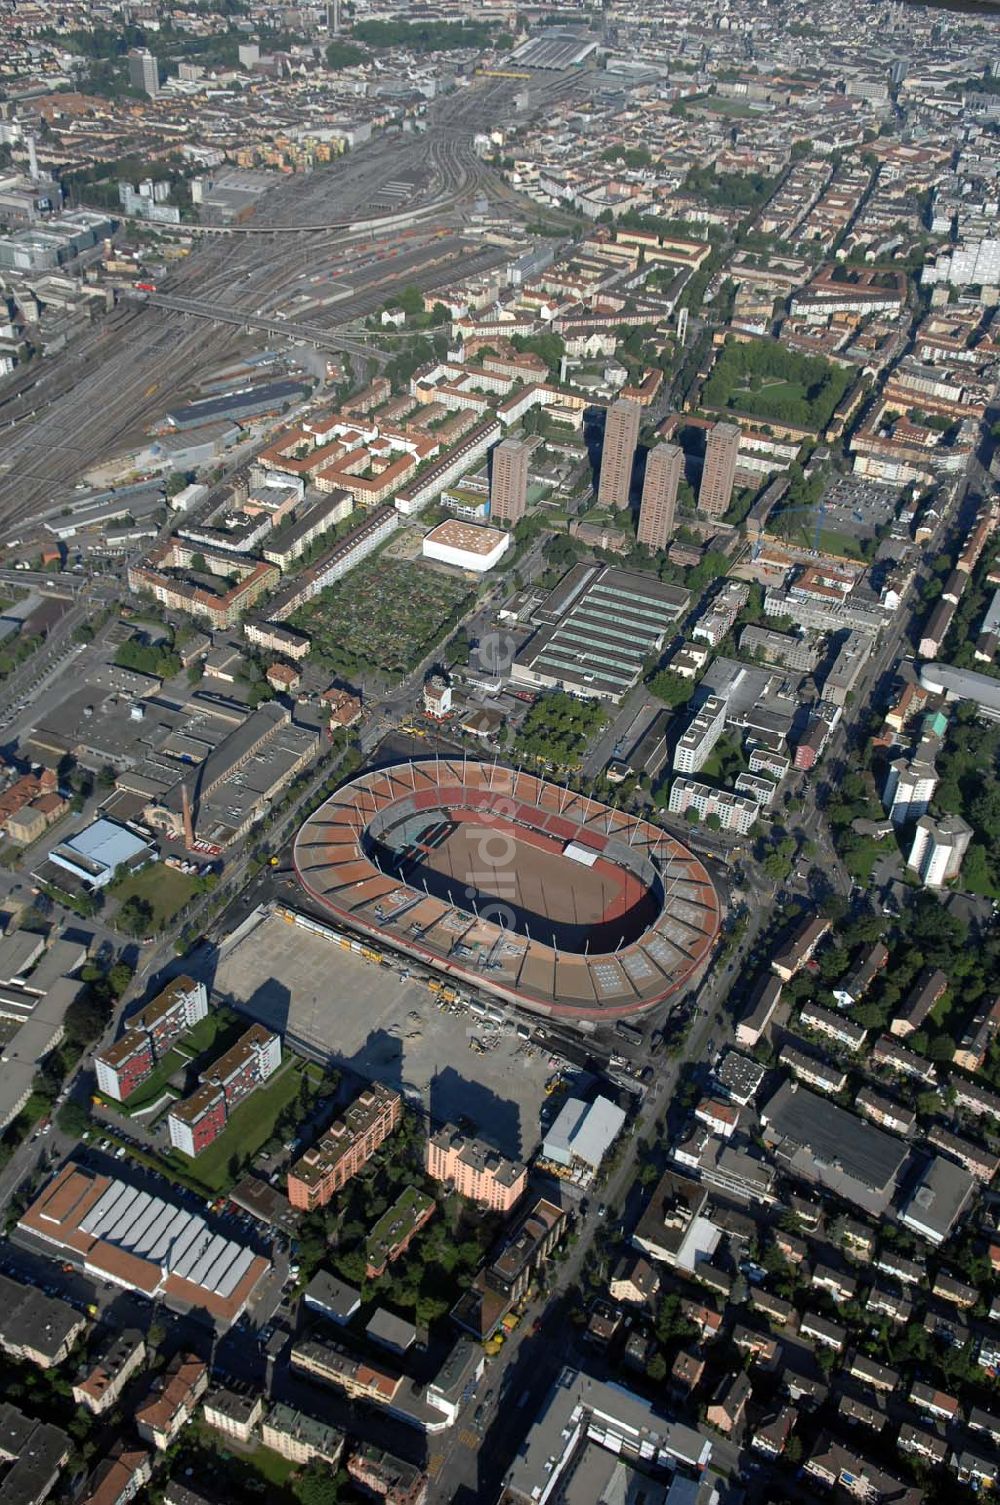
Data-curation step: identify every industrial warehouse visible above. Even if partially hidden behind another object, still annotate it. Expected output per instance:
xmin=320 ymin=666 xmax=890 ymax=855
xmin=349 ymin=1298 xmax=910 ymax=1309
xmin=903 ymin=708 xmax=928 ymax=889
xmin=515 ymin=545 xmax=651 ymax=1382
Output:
xmin=15 ymin=1163 xmax=270 ymax=1326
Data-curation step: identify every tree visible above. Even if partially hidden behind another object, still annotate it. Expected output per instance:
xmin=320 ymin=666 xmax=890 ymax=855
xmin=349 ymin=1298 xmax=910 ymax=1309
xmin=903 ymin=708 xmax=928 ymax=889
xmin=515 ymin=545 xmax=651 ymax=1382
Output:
xmin=107 ymin=961 xmax=133 ymax=998
xmin=684 ymin=806 xmax=700 ymax=825
xmin=647 ymin=669 xmax=695 ymax=708
xmin=325 ymin=39 xmax=365 ymax=68
xmin=645 ymin=1352 xmax=667 ymax=1382
xmin=116 ymin=895 xmax=154 ymax=937
xmin=56 ymin=1100 xmax=91 ymax=1138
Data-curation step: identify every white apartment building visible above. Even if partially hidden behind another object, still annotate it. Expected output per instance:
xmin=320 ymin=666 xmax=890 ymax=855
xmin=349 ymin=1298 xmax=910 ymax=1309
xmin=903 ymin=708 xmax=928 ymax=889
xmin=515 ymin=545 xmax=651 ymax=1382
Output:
xmin=669 ymin=777 xmax=759 ymax=835
xmin=884 ymin=753 xmax=938 ymax=826
xmin=674 ymin=696 xmax=728 ymax=775
xmin=907 ymin=813 xmax=973 ymax=887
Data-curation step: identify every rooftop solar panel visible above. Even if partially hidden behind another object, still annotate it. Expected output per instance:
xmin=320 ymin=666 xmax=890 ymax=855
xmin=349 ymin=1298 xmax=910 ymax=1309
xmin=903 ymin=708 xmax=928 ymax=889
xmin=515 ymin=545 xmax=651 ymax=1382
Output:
xmin=187 ymin=1233 xmax=230 ymax=1287
xmin=146 ymin=1208 xmax=190 ymax=1263
xmin=215 ymin=1246 xmax=256 ymax=1298
xmin=173 ymin=1226 xmax=212 ymax=1279
xmin=80 ymin=1183 xmax=131 ymax=1237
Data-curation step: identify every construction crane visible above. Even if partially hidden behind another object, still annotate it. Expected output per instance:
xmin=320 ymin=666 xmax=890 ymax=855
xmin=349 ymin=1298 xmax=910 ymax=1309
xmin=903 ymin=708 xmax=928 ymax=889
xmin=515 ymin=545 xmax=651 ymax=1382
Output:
xmin=752 ymin=499 xmax=828 ymax=560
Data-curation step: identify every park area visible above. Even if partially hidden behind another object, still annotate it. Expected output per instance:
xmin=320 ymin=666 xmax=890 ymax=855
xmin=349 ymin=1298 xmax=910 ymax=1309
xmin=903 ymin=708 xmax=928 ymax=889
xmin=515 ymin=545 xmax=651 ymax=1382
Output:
xmin=514 ymin=689 xmax=606 ymax=769
xmin=110 ymin=862 xmax=202 ymax=936
xmin=290 ymin=557 xmax=472 ymax=678
xmin=701 ymin=338 xmax=852 ymax=434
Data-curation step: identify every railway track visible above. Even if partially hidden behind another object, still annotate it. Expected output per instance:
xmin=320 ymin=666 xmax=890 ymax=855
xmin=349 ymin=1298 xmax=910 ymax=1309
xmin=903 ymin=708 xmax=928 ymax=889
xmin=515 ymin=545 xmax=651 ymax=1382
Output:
xmin=0 ymin=81 xmax=531 ymax=534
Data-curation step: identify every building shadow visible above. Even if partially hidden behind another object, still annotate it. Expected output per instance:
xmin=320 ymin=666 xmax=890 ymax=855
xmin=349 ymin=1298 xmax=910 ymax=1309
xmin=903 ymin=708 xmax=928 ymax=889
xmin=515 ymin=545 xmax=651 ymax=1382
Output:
xmin=429 ymin=1064 xmax=522 ymax=1160
xmin=342 ymin=1026 xmax=405 ymax=1097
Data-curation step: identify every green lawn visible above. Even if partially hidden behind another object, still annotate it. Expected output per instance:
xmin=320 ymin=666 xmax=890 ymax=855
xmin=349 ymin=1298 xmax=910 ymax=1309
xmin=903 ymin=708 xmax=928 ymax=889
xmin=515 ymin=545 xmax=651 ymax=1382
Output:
xmin=165 ymin=1057 xmax=305 ymax=1192
xmin=696 ymin=96 xmax=758 ymax=117
xmin=110 ymin=863 xmax=201 ymax=930
xmin=701 ymin=338 xmax=852 ymax=433
xmin=243 ymin=1446 xmax=299 ymax=1487
xmin=114 ymin=1009 xmax=241 ymax=1117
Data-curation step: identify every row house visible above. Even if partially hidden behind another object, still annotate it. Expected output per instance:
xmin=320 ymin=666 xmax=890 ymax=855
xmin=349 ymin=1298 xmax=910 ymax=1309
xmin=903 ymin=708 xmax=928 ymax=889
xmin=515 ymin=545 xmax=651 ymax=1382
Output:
xmin=779 ymin=1043 xmax=847 ymax=1095
xmin=799 ymin=1311 xmax=846 ymax=1351
xmin=898 ymin=1422 xmax=949 ymax=1466
xmin=845 ymin=1353 xmax=899 ymax=1394
xmin=927 ymin=1122 xmax=999 ymax=1181
xmin=810 ymin=1263 xmax=857 ymax=1305
xmin=856 ymin=1087 xmax=916 ymax=1137
xmin=872 ymin=1035 xmax=937 ymax=1084
xmin=931 ymin=1271 xmax=978 ymax=1308
xmin=799 ymin=1002 xmax=867 ymax=1052
xmin=837 ymin=1392 xmax=886 ymax=1433
xmin=910 ymin=1381 xmax=959 ymax=1424
xmin=750 ymin=1407 xmax=796 ymax=1459
xmin=867 ymin=1284 xmax=912 ymax=1325
xmin=804 ymin=1435 xmax=922 ymax=1505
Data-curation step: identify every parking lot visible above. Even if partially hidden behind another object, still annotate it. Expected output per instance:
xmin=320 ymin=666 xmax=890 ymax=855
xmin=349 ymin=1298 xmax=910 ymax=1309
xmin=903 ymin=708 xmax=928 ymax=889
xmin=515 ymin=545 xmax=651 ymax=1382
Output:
xmin=820 ymin=475 xmax=901 ymax=538
xmin=212 ymin=910 xmax=555 ymax=1161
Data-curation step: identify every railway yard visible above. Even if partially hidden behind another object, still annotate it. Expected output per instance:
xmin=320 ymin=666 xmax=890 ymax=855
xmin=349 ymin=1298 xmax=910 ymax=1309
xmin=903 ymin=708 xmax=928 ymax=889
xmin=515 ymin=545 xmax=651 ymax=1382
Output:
xmin=0 ymin=74 xmax=564 ymax=547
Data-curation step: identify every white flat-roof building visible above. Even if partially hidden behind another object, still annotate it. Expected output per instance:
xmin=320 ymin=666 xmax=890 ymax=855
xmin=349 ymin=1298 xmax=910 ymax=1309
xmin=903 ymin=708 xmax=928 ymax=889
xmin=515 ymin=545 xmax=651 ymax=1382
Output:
xmin=542 ymin=1096 xmax=626 ymax=1184
xmin=49 ymin=820 xmax=152 ymax=890
xmin=422 ymin=519 xmax=511 ymax=573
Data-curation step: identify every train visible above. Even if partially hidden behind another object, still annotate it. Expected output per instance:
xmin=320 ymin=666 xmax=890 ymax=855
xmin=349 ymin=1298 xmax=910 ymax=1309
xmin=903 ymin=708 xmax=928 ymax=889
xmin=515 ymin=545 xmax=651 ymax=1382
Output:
xmin=134 ymin=281 xmax=157 ymax=292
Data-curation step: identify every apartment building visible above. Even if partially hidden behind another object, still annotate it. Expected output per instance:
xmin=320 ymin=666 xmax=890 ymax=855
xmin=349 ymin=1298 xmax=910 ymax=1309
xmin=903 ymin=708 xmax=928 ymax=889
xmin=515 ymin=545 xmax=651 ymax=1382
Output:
xmin=263 ymin=488 xmax=354 ymax=570
xmin=883 ymin=751 xmax=938 ymax=826
xmin=202 ymin=1388 xmax=264 ymax=1444
xmin=778 ymin=1044 xmax=847 ymax=1095
xmin=771 ymin=916 xmax=832 ymax=982
xmin=699 ymin=422 xmax=740 ymax=517
xmin=394 ymin=419 xmax=501 ymax=515
xmin=597 ymin=398 xmax=640 ymax=509
xmin=167 ymin=1026 xmax=281 ymax=1158
xmin=166 ymin=1084 xmax=228 ymax=1159
xmin=0 ymin=1273 xmax=86 ymax=1371
xmin=669 ymin=777 xmax=759 ymax=835
xmin=799 ymin=1002 xmax=868 ymax=1052
xmin=489 ymin=437 xmax=530 ymax=525
xmin=673 ymin=695 xmax=727 ymax=775
xmin=79 ymin=1445 xmax=152 ymax=1505
xmin=426 ymin=1124 xmax=527 ymax=1213
xmin=365 ymin=1188 xmax=435 ymax=1279
xmin=94 ymin=978 xmax=208 ymax=1102
xmin=636 ymin=442 xmax=682 ymax=551
xmin=290 ymin=1338 xmax=402 ymax=1409
xmin=127 ymin=550 xmax=278 ymax=631
xmin=260 ymin=1404 xmax=344 ymax=1467
xmin=73 ymin=1331 xmax=146 ymax=1415
xmin=347 ymin=1445 xmax=428 ymax=1505
xmin=287 ymin=1084 xmax=401 ymax=1211
xmin=856 ymin=1087 xmax=915 ymax=1137
xmin=135 ymin=1354 xmax=208 ymax=1450
xmin=452 ymin=1197 xmax=566 ymax=1341
xmin=266 ymin=505 xmax=399 ymax=621
xmin=908 ymin=812 xmax=974 ymax=887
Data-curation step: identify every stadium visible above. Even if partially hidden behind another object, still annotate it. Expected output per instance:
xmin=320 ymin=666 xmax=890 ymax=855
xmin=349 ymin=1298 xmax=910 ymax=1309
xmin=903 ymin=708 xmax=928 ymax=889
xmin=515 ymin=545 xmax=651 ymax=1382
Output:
xmin=293 ymin=758 xmax=721 ymax=1022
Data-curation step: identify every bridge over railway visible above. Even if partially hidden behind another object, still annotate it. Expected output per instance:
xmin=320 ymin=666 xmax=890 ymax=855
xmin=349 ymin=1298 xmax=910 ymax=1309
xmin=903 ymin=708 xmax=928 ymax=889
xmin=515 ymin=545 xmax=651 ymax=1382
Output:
xmin=139 ymin=292 xmax=391 ymax=365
